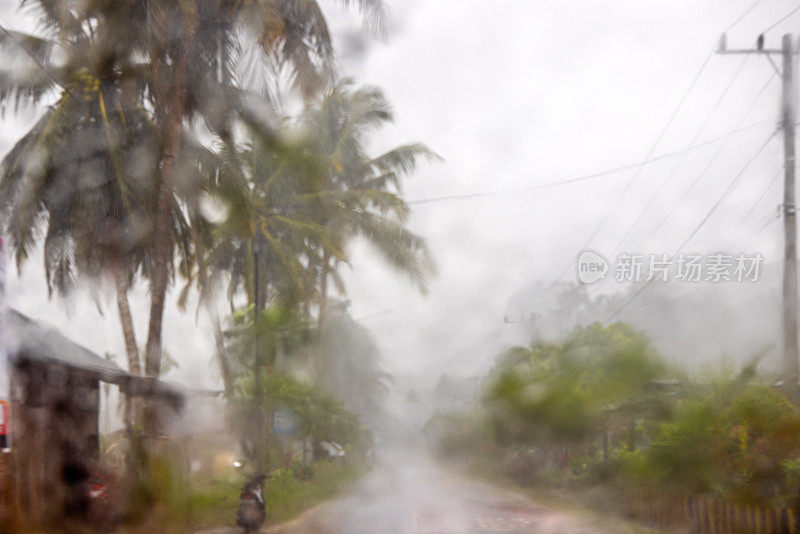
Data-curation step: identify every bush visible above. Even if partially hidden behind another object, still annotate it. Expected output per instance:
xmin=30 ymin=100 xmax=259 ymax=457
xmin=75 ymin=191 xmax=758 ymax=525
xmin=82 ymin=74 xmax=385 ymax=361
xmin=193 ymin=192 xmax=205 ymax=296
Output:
xmin=631 ymin=384 xmax=800 ymax=507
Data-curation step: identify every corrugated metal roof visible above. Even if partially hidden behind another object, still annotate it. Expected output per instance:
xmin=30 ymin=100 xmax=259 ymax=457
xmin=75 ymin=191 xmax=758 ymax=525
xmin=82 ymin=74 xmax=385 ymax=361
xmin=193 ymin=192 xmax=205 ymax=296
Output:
xmin=4 ymin=309 xmax=129 ymax=383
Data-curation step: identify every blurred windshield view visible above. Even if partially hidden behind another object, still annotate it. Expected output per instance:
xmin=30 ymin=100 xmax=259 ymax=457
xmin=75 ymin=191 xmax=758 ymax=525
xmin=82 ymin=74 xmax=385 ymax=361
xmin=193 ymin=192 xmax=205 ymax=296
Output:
xmin=3 ymin=1 xmax=800 ymax=533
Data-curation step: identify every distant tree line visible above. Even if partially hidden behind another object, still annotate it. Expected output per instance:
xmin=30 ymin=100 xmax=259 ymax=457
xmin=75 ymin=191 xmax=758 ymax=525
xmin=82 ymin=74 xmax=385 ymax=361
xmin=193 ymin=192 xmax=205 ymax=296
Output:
xmin=428 ymin=322 xmax=800 ymax=513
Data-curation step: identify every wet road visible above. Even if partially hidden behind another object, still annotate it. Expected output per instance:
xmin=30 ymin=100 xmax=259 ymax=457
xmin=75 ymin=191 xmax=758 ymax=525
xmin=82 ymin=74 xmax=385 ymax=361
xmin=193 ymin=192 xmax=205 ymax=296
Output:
xmin=263 ymin=448 xmax=616 ymax=534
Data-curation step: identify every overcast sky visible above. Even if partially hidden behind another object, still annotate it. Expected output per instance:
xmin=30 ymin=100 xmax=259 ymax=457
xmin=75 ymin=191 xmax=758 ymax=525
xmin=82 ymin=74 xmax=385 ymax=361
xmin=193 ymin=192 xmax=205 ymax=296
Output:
xmin=3 ymin=0 xmax=800 ymax=388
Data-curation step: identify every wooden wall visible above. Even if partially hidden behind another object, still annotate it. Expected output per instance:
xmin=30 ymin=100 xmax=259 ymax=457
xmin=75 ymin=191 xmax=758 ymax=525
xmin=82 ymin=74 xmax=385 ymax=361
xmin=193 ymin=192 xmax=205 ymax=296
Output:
xmin=8 ymin=357 xmax=100 ymax=526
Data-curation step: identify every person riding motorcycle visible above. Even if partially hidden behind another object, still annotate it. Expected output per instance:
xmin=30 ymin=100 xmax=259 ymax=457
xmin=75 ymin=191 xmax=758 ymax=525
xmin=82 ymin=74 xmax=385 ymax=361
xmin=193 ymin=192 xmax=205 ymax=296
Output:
xmin=236 ymin=473 xmax=267 ymax=533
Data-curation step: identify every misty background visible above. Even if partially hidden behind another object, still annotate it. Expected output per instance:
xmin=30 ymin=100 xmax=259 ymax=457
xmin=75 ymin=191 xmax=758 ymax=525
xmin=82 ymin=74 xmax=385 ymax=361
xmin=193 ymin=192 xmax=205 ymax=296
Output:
xmin=1 ymin=0 xmax=795 ymax=415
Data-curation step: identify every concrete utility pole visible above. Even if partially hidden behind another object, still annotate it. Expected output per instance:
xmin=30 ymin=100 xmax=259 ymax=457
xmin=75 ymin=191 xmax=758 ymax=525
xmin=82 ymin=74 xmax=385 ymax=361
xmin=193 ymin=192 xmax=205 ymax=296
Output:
xmin=718 ymin=34 xmax=798 ymax=393
xmin=782 ymin=35 xmax=799 ymax=390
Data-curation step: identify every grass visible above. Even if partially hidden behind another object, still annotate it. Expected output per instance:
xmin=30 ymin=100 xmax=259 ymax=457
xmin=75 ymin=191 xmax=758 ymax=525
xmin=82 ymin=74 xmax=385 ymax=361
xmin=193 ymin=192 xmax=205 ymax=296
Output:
xmin=162 ymin=460 xmax=366 ymax=530
xmin=264 ymin=461 xmax=363 ymax=524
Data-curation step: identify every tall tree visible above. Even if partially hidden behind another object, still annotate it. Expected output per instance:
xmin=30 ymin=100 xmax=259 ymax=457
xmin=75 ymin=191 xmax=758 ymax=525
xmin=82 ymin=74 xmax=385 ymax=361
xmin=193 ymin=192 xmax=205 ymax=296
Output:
xmin=0 ymin=0 xmax=387 ymax=390
xmin=0 ymin=62 xmax=168 ymax=380
xmin=298 ymin=80 xmax=439 ymax=329
xmin=133 ymin=0 xmax=388 ymax=384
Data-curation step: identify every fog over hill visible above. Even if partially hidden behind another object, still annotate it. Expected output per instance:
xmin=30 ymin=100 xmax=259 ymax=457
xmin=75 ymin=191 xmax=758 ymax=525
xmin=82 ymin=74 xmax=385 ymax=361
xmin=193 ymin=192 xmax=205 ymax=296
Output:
xmin=504 ymin=261 xmax=781 ymax=373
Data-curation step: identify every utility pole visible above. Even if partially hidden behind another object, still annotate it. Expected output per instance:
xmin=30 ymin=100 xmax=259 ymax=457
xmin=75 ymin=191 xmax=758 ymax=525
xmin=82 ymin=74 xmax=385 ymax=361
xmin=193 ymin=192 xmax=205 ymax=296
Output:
xmin=719 ymin=34 xmax=798 ymax=395
xmin=782 ymin=35 xmax=799 ymax=393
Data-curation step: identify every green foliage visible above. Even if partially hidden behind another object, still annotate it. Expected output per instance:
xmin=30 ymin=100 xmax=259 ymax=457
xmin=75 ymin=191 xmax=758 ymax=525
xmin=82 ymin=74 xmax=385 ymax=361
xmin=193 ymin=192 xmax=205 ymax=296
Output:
xmin=264 ymin=461 xmax=364 ymax=524
xmin=208 ymin=80 xmax=438 ymax=316
xmin=432 ymin=312 xmax=800 ymax=520
xmin=642 ymin=384 xmax=800 ymax=505
xmin=485 ymin=322 xmax=667 ymax=445
xmin=224 ymin=303 xmax=369 ymax=470
xmin=476 ymin=323 xmax=800 ymax=507
xmin=264 ymin=373 xmax=366 ymax=448
xmin=225 ymin=304 xmax=310 ymax=376
xmin=425 ymin=412 xmax=492 ymax=458
xmin=643 ymin=400 xmax=726 ymax=494
xmin=0 ymin=1 xmax=412 ymax=529
xmin=128 ymin=458 xmax=363 ymax=530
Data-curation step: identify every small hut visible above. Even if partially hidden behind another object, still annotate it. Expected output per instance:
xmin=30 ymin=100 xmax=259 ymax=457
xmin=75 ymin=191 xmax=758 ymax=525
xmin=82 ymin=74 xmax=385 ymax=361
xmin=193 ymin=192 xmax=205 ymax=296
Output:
xmin=1 ymin=309 xmax=182 ymax=525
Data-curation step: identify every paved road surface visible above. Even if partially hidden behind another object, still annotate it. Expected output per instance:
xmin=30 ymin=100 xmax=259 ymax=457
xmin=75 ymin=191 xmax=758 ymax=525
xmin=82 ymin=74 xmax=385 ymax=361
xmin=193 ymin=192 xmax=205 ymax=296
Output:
xmin=259 ymin=447 xmax=614 ymax=534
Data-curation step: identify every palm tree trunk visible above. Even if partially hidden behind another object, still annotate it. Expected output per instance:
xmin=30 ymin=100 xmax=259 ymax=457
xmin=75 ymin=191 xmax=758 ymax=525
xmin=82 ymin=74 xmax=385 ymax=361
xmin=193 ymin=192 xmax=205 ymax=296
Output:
xmin=317 ymin=249 xmax=331 ymax=332
xmin=114 ymin=267 xmax=141 ymax=376
xmin=143 ymin=186 xmax=173 ymax=380
xmin=190 ymin=213 xmax=234 ymax=397
xmin=113 ymin=266 xmax=142 ymax=452
xmin=141 ymin=43 xmax=187 ymax=441
xmin=144 ymin=52 xmax=187 ymax=380
xmin=208 ymin=301 xmax=233 ymax=396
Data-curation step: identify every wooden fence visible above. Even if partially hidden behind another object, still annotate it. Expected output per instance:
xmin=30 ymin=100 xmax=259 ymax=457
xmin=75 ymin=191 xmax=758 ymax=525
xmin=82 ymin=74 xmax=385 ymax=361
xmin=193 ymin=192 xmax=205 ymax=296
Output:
xmin=686 ymin=497 xmax=799 ymax=534
xmin=631 ymin=495 xmax=800 ymax=533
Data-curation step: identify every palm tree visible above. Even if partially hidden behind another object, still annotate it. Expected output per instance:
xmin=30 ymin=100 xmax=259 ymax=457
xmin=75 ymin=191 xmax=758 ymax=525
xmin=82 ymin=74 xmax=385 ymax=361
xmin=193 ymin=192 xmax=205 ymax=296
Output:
xmin=297 ymin=80 xmax=439 ymax=329
xmin=137 ymin=0 xmax=389 ymax=384
xmin=0 ymin=0 xmax=387 ymax=388
xmin=197 ymin=127 xmax=333 ymax=395
xmin=0 ymin=74 xmax=166 ymax=379
xmin=209 ymin=128 xmax=327 ymax=311
xmin=0 ymin=2 xmax=189 ymax=381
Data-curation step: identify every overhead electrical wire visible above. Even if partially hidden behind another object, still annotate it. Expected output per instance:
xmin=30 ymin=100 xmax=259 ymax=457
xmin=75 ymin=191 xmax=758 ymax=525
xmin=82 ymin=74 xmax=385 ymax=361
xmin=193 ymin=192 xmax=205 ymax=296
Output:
xmin=608 ymin=55 xmax=753 ymax=257
xmin=676 ymin=130 xmax=777 ymax=251
xmin=629 ymin=72 xmax=777 ymax=252
xmin=560 ymin=0 xmax=769 ymax=276
xmin=604 ymin=129 xmax=778 ymax=322
xmin=737 ymin=166 xmax=783 ymax=227
xmin=410 ymin=0 xmax=770 ymax=210
xmin=407 ymin=119 xmax=772 ymax=206
xmin=561 ymin=49 xmax=716 ymax=270
xmin=548 ymin=0 xmax=770 ymax=282
xmin=763 ymin=3 xmax=800 ymax=34
xmin=757 ymin=208 xmax=781 ymax=233
xmin=728 ymin=0 xmax=767 ymax=32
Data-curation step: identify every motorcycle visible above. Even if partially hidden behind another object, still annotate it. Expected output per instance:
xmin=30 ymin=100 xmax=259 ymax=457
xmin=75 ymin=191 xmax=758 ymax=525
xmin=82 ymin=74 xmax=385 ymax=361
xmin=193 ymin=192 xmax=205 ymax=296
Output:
xmin=236 ymin=472 xmax=267 ymax=533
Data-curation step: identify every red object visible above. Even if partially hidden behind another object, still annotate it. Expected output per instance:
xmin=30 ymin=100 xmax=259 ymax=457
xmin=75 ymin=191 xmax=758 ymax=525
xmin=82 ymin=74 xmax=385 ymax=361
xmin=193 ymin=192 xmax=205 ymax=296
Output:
xmin=0 ymin=400 xmax=8 ymax=439
xmin=87 ymin=469 xmax=119 ymax=525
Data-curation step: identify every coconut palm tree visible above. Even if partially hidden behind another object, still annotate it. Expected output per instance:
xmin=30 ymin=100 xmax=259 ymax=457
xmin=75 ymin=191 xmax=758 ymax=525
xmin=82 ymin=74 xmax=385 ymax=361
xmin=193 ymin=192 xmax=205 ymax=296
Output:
xmin=297 ymin=80 xmax=439 ymax=329
xmin=135 ymin=0 xmax=388 ymax=383
xmin=194 ymin=125 xmax=334 ymax=395
xmin=0 ymin=74 xmax=168 ymax=379
xmin=208 ymin=128 xmax=326 ymax=310
xmin=0 ymin=0 xmax=387 ymax=389
xmin=209 ymin=81 xmax=439 ymax=332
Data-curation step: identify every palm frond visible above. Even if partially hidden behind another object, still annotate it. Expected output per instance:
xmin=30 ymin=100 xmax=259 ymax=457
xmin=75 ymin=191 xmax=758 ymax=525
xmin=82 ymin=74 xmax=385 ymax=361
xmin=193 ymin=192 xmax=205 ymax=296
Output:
xmin=351 ymin=212 xmax=436 ymax=293
xmin=368 ymin=143 xmax=442 ymax=179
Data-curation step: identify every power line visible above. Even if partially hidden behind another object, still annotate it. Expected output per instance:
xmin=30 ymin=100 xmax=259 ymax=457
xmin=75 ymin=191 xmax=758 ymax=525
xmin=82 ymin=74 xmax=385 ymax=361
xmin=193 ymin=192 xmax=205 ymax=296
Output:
xmin=676 ymin=129 xmax=777 ymax=251
xmin=726 ymin=0 xmax=767 ymax=32
xmin=551 ymin=1 xmax=776 ymax=284
xmin=555 ymin=121 xmax=777 ymax=302
xmin=629 ymin=73 xmax=777 ymax=252
xmin=737 ymin=166 xmax=783 ymax=226
xmin=764 ymin=4 xmax=800 ymax=34
xmin=407 ymin=119 xmax=772 ymax=206
xmin=757 ymin=207 xmax=781 ymax=233
xmin=608 ymin=54 xmax=753 ymax=257
xmin=409 ymin=2 xmax=769 ymax=210
xmin=564 ymin=48 xmax=717 ymax=266
xmin=555 ymin=0 xmax=771 ymax=281
xmin=605 ymin=129 xmax=778 ymax=322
